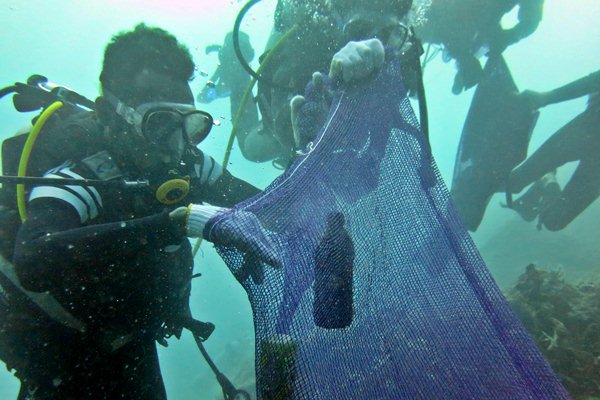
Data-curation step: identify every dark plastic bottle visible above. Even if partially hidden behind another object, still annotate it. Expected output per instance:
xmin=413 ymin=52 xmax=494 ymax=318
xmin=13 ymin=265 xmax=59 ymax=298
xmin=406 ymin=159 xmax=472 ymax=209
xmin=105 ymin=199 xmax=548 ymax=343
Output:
xmin=313 ymin=212 xmax=355 ymax=329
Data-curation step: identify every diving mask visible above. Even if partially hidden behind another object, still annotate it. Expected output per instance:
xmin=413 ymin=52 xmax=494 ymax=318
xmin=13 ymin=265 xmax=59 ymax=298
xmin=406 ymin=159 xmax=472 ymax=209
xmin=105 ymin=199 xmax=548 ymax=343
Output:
xmin=343 ymin=19 xmax=410 ymax=48
xmin=103 ymin=90 xmax=214 ymax=145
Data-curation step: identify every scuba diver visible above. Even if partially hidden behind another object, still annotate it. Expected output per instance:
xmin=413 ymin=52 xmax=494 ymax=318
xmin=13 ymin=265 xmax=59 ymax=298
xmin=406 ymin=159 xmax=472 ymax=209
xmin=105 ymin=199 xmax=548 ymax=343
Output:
xmin=231 ymin=0 xmax=416 ymax=166
xmin=416 ymin=0 xmax=544 ymax=94
xmin=1 ymin=24 xmax=281 ymax=399
xmin=506 ymin=69 xmax=600 ymax=231
xmin=197 ymin=31 xmax=259 ymax=133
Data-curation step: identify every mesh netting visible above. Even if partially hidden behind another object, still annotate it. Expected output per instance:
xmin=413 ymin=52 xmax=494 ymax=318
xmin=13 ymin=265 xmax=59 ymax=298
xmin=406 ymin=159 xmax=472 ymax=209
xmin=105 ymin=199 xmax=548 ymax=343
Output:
xmin=212 ymin=60 xmax=569 ymax=399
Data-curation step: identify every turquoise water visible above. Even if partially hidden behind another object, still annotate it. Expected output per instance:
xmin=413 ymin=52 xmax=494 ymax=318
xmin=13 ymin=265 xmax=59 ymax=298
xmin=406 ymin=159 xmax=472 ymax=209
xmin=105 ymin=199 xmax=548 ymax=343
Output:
xmin=0 ymin=0 xmax=599 ymax=398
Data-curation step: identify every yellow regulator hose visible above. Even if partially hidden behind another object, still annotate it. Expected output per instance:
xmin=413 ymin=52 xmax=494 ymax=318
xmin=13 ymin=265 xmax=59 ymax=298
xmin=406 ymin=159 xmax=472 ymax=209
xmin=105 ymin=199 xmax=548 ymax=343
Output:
xmin=17 ymin=101 xmax=64 ymax=221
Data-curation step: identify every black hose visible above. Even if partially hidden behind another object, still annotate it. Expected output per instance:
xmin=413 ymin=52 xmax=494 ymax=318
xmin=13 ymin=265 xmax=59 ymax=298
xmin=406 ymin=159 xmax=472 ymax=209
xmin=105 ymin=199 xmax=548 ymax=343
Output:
xmin=233 ymin=0 xmax=288 ymax=90
xmin=407 ymin=29 xmax=437 ymax=188
xmin=233 ymin=0 xmax=265 ymax=81
xmin=0 ymin=175 xmax=148 ymax=189
xmin=410 ymin=31 xmax=431 ymax=161
xmin=62 ymin=89 xmax=96 ymax=111
xmin=0 ymin=85 xmax=18 ymax=101
xmin=192 ymin=334 xmax=250 ymax=400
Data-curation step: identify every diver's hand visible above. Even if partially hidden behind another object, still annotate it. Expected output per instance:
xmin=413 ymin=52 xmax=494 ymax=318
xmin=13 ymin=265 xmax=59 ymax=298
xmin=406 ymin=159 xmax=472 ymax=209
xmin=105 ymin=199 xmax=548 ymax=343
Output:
xmin=452 ymin=54 xmax=483 ymax=95
xmin=205 ymin=209 xmax=282 ymax=284
xmin=291 ymin=72 xmax=332 ymax=149
xmin=329 ymin=39 xmax=385 ymax=84
xmin=290 ymin=95 xmax=307 ymax=149
xmin=169 ymin=206 xmax=189 ymax=223
xmin=182 ymin=204 xmax=227 ymax=238
xmin=187 ymin=205 xmax=282 ymax=284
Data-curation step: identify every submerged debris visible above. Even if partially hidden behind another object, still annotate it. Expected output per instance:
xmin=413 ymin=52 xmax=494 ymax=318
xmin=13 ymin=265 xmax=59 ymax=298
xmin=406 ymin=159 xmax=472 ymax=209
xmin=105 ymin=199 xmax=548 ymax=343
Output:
xmin=507 ymin=264 xmax=600 ymax=400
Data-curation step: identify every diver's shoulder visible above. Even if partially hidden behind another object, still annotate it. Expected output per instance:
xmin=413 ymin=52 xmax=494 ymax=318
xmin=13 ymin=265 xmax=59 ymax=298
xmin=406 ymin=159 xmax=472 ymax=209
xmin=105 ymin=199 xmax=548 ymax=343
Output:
xmin=42 ymin=150 xmax=122 ymax=183
xmin=185 ymin=146 xmax=224 ymax=186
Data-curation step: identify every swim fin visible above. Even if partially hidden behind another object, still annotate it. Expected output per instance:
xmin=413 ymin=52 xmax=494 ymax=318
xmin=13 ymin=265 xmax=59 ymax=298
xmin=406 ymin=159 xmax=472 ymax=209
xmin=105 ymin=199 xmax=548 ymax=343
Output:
xmin=451 ymin=55 xmax=540 ymax=231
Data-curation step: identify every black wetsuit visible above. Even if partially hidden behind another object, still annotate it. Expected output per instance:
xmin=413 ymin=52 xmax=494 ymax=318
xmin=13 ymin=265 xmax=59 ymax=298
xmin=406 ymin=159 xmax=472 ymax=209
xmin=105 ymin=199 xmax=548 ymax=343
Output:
xmin=418 ymin=0 xmax=543 ymax=93
xmin=11 ymin=114 xmax=260 ymax=399
xmin=509 ymin=69 xmax=600 ymax=230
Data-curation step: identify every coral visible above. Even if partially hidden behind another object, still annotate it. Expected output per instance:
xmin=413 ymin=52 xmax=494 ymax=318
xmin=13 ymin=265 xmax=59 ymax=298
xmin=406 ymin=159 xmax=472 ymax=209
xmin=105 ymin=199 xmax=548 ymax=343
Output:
xmin=507 ymin=264 xmax=600 ymax=400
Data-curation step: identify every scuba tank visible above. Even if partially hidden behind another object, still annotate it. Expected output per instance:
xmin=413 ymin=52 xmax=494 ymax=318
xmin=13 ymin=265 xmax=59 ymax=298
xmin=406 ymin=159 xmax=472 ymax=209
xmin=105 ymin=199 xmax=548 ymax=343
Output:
xmin=0 ymin=75 xmax=97 ymax=260
xmin=0 ymin=77 xmax=98 ymax=384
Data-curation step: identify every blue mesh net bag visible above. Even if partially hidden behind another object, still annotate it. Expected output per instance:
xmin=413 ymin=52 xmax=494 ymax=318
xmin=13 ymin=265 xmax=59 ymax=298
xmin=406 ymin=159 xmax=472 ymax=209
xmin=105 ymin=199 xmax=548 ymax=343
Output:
xmin=210 ymin=58 xmax=569 ymax=399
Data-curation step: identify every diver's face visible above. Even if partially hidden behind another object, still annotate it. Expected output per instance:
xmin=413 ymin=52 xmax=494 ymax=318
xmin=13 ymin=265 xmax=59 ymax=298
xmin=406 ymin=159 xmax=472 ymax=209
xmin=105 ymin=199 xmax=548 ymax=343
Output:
xmin=126 ymin=69 xmax=194 ymax=171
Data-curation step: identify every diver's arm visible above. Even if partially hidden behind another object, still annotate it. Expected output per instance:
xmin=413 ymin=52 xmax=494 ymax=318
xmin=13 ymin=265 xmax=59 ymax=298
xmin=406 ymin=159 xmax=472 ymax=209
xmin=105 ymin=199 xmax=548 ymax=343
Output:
xmin=13 ymin=199 xmax=183 ymax=292
xmin=200 ymin=169 xmax=261 ymax=207
xmin=522 ymin=69 xmax=600 ymax=109
xmin=188 ymin=149 xmax=261 ymax=205
xmin=209 ymin=67 xmax=221 ymax=85
xmin=0 ymin=188 xmax=20 ymax=260
xmin=240 ymin=126 xmax=287 ymax=162
xmin=540 ymin=69 xmax=600 ymax=106
xmin=503 ymin=0 xmax=544 ymax=44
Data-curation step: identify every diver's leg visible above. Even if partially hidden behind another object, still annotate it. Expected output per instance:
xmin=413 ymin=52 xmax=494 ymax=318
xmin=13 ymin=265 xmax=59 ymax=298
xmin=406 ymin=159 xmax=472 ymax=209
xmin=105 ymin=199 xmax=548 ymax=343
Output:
xmin=241 ymin=125 xmax=287 ymax=162
xmin=509 ymin=110 xmax=594 ymax=192
xmin=118 ymin=341 xmax=167 ymax=400
xmin=540 ymin=157 xmax=600 ymax=231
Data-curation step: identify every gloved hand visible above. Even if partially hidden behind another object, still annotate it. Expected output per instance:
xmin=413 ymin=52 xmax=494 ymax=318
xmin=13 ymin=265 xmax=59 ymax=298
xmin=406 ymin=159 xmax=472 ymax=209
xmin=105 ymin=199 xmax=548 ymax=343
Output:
xmin=290 ymin=39 xmax=385 ymax=150
xmin=290 ymin=72 xmax=332 ymax=149
xmin=329 ymin=38 xmax=385 ymax=84
xmin=172 ymin=204 xmax=282 ymax=284
xmin=452 ymin=54 xmax=483 ymax=95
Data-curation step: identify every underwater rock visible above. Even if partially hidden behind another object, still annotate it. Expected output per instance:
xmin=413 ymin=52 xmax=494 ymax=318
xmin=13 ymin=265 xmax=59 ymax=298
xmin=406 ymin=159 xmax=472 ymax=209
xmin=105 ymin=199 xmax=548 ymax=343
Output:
xmin=507 ymin=264 xmax=600 ymax=400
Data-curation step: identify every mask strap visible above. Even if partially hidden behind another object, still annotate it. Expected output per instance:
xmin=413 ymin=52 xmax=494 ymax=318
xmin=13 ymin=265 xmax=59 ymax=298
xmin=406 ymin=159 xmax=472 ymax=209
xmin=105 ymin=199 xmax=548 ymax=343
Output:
xmin=102 ymin=90 xmax=143 ymax=129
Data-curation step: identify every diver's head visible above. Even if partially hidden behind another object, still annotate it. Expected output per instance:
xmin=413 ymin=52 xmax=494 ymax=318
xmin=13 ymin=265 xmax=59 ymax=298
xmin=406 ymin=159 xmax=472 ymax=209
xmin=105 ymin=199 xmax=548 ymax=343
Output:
xmin=100 ymin=23 xmax=194 ymax=105
xmin=331 ymin=0 xmax=413 ymax=17
xmin=221 ymin=31 xmax=255 ymax=65
xmin=332 ymin=0 xmax=413 ymax=46
xmin=97 ymin=24 xmax=213 ymax=172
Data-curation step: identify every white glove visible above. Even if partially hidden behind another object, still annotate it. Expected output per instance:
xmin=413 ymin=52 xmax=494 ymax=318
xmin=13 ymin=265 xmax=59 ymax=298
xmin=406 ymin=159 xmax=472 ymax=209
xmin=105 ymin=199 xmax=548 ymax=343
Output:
xmin=329 ymin=38 xmax=385 ymax=84
xmin=184 ymin=204 xmax=227 ymax=238
xmin=172 ymin=204 xmax=282 ymax=283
